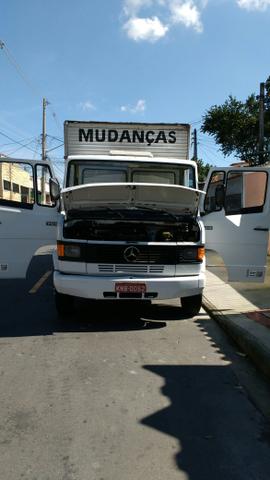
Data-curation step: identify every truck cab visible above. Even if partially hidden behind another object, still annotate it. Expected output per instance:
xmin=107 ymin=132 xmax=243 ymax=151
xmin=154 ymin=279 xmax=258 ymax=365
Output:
xmin=54 ymin=152 xmax=205 ymax=316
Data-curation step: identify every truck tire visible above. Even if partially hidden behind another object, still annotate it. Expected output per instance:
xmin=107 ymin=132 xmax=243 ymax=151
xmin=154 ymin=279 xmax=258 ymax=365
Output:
xmin=55 ymin=291 xmax=74 ymax=316
xmin=181 ymin=294 xmax=202 ymax=318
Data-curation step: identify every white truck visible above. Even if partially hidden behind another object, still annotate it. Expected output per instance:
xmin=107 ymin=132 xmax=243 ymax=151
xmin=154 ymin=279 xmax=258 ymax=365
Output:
xmin=1 ymin=120 xmax=269 ymax=317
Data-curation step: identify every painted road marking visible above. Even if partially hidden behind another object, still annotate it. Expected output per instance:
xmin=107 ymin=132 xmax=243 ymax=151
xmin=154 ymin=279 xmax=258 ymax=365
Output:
xmin=29 ymin=270 xmax=52 ymax=294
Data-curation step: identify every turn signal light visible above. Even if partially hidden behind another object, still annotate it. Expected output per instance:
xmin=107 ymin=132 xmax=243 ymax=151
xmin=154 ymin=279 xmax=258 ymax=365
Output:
xmin=197 ymin=247 xmax=205 ymax=261
xmin=57 ymin=243 xmax=65 ymax=257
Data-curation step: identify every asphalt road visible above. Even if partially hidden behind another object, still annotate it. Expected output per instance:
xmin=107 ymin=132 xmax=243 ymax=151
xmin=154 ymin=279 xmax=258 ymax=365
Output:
xmin=1 ymin=255 xmax=270 ymax=480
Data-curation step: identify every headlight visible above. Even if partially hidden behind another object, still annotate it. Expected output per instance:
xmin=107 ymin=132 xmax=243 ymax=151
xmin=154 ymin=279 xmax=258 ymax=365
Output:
xmin=178 ymin=248 xmax=197 ymax=262
xmin=178 ymin=247 xmax=205 ymax=262
xmin=57 ymin=243 xmax=81 ymax=259
xmin=65 ymin=245 xmax=81 ymax=258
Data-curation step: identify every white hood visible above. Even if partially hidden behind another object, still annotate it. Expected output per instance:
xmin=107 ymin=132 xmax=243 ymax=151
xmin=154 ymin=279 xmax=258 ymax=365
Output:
xmin=61 ymin=183 xmax=204 ymax=216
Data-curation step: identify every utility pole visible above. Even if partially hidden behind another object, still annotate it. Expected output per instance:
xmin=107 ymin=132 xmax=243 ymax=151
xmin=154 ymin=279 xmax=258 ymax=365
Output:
xmin=41 ymin=98 xmax=49 ymax=204
xmin=193 ymin=128 xmax=198 ymax=161
xmin=259 ymin=82 xmax=265 ymax=164
xmin=42 ymin=97 xmax=48 ymax=161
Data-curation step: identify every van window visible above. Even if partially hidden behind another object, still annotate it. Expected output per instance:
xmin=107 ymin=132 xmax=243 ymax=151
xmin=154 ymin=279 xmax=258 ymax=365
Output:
xmin=204 ymin=171 xmax=225 ymax=213
xmin=225 ymin=171 xmax=267 ymax=215
xmin=82 ymin=168 xmax=127 ymax=184
xmin=0 ymin=162 xmax=34 ymax=208
xmin=36 ymin=164 xmax=56 ymax=207
xmin=132 ymin=170 xmax=175 ymax=184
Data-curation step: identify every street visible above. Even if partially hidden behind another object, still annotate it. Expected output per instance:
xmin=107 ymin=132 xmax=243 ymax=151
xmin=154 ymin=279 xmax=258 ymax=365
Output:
xmin=1 ymin=254 xmax=270 ymax=480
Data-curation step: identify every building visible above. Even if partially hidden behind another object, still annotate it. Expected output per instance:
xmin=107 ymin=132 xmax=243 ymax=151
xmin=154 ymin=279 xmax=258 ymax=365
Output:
xmin=0 ymin=161 xmax=34 ymax=203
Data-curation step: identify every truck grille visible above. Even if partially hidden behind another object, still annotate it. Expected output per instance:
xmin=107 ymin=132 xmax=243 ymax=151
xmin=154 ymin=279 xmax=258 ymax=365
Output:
xmin=98 ymin=264 xmax=164 ymax=274
xmin=87 ymin=245 xmax=176 ymax=264
xmin=58 ymin=242 xmax=203 ymax=265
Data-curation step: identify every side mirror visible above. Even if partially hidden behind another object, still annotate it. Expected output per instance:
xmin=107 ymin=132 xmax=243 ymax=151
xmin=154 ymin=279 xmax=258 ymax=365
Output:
xmin=49 ymin=177 xmax=61 ymax=201
xmin=215 ymin=184 xmax=225 ymax=208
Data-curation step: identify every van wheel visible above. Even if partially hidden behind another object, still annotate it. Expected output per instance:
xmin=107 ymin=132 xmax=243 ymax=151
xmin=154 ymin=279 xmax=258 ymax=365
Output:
xmin=55 ymin=291 xmax=74 ymax=316
xmin=181 ymin=294 xmax=202 ymax=318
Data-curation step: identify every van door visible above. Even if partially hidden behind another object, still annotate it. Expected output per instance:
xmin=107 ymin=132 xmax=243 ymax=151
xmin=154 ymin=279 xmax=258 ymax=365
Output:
xmin=202 ymin=167 xmax=270 ymax=282
xmin=0 ymin=158 xmax=59 ymax=278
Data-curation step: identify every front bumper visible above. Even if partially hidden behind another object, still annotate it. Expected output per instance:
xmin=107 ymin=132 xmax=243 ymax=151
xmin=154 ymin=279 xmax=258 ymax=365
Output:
xmin=53 ymin=271 xmax=205 ymax=300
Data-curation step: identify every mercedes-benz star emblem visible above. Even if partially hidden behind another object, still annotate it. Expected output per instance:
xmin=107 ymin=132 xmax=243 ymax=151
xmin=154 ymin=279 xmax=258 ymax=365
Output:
xmin=123 ymin=246 xmax=140 ymax=263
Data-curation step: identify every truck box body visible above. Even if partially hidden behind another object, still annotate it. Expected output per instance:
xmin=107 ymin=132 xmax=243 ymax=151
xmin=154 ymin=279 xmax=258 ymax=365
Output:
xmin=64 ymin=121 xmax=190 ymax=160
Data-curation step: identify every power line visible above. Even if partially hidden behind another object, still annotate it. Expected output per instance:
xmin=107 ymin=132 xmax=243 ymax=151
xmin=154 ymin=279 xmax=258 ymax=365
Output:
xmin=50 ymin=161 xmax=65 ymax=181
xmin=199 ymin=146 xmax=216 ymax=165
xmin=0 ymin=137 xmax=34 ymax=148
xmin=0 ymin=39 xmax=62 ymax=134
xmin=47 ymin=134 xmax=63 ymax=143
xmin=46 ymin=143 xmax=64 ymax=153
xmin=52 ymin=162 xmax=64 ymax=172
xmin=32 ymin=138 xmax=41 ymax=160
xmin=188 ymin=118 xmax=202 ymax=125
xmin=199 ymin=143 xmax=231 ymax=166
xmin=7 ymin=138 xmax=39 ymax=156
xmin=48 ymin=106 xmax=62 ymax=133
xmin=199 ymin=136 xmax=218 ymax=146
xmin=199 ymin=145 xmax=218 ymax=162
xmin=0 ymin=130 xmax=39 ymax=154
xmin=199 ymin=141 xmax=219 ymax=154
xmin=0 ymin=40 xmax=40 ymax=98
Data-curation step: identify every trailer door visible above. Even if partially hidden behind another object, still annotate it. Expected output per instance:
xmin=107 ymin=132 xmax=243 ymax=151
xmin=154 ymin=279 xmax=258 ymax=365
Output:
xmin=202 ymin=167 xmax=270 ymax=282
xmin=0 ymin=159 xmax=59 ymax=279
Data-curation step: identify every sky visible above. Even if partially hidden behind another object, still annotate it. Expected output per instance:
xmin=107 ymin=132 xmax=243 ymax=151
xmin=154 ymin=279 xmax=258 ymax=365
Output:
xmin=1 ymin=0 xmax=270 ymax=181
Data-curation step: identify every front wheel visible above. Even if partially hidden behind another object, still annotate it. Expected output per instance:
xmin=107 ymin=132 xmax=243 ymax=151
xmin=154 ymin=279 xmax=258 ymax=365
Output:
xmin=181 ymin=294 xmax=202 ymax=318
xmin=55 ymin=291 xmax=74 ymax=316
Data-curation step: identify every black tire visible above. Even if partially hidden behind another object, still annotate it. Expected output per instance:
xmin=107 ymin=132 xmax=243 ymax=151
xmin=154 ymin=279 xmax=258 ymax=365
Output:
xmin=181 ymin=294 xmax=202 ymax=318
xmin=55 ymin=290 xmax=74 ymax=316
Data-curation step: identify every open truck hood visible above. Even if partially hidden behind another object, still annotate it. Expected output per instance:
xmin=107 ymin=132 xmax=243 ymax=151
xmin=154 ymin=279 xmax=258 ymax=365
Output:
xmin=61 ymin=183 xmax=204 ymax=216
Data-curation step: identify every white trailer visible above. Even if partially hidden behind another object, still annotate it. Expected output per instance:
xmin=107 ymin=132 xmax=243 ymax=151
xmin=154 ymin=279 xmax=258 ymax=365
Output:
xmin=0 ymin=121 xmax=269 ymax=317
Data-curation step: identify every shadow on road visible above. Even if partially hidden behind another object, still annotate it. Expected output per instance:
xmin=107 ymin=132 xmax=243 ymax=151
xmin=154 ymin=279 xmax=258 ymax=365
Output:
xmin=140 ymin=314 xmax=270 ymax=478
xmin=0 ymin=293 xmax=167 ymax=337
xmin=141 ymin=364 xmax=270 ymax=480
xmin=0 ymin=278 xmax=200 ymax=337
xmin=0 ymin=254 xmax=203 ymax=337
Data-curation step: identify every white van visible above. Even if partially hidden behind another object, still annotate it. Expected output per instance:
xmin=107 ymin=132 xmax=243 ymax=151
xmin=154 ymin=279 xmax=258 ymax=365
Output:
xmin=0 ymin=121 xmax=269 ymax=317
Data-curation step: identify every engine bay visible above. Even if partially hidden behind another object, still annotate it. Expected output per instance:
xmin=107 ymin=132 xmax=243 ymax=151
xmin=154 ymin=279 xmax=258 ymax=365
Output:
xmin=63 ymin=216 xmax=200 ymax=243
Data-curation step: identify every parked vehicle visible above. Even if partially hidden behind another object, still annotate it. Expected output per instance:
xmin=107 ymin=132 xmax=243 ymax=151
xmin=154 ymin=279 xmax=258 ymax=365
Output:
xmin=1 ymin=121 xmax=269 ymax=317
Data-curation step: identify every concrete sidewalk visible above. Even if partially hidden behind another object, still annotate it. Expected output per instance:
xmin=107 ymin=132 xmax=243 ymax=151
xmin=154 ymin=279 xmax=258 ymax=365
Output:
xmin=203 ymin=270 xmax=270 ymax=380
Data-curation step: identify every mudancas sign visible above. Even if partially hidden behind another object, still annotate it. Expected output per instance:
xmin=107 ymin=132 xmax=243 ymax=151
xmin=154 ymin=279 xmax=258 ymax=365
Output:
xmin=79 ymin=128 xmax=177 ymax=146
xmin=64 ymin=121 xmax=190 ymax=160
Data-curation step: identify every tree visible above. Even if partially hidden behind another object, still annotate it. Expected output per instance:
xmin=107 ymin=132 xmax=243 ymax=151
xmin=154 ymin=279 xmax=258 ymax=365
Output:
xmin=201 ymin=78 xmax=270 ymax=165
xmin=195 ymin=159 xmax=212 ymax=182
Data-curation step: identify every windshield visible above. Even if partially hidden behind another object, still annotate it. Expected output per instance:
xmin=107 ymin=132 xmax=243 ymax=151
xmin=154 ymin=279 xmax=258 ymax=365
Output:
xmin=67 ymin=160 xmax=196 ymax=189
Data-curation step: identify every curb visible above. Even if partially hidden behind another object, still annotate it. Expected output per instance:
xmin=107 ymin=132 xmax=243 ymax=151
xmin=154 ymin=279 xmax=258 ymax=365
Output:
xmin=202 ymin=296 xmax=270 ymax=381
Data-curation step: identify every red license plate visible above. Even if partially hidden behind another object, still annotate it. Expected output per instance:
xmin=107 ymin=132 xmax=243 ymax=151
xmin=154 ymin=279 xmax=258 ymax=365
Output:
xmin=115 ymin=283 xmax=147 ymax=294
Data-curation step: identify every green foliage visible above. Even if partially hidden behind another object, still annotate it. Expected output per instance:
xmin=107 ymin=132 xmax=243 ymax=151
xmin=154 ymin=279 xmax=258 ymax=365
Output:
xmin=201 ymin=77 xmax=270 ymax=165
xmin=195 ymin=158 xmax=212 ymax=182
